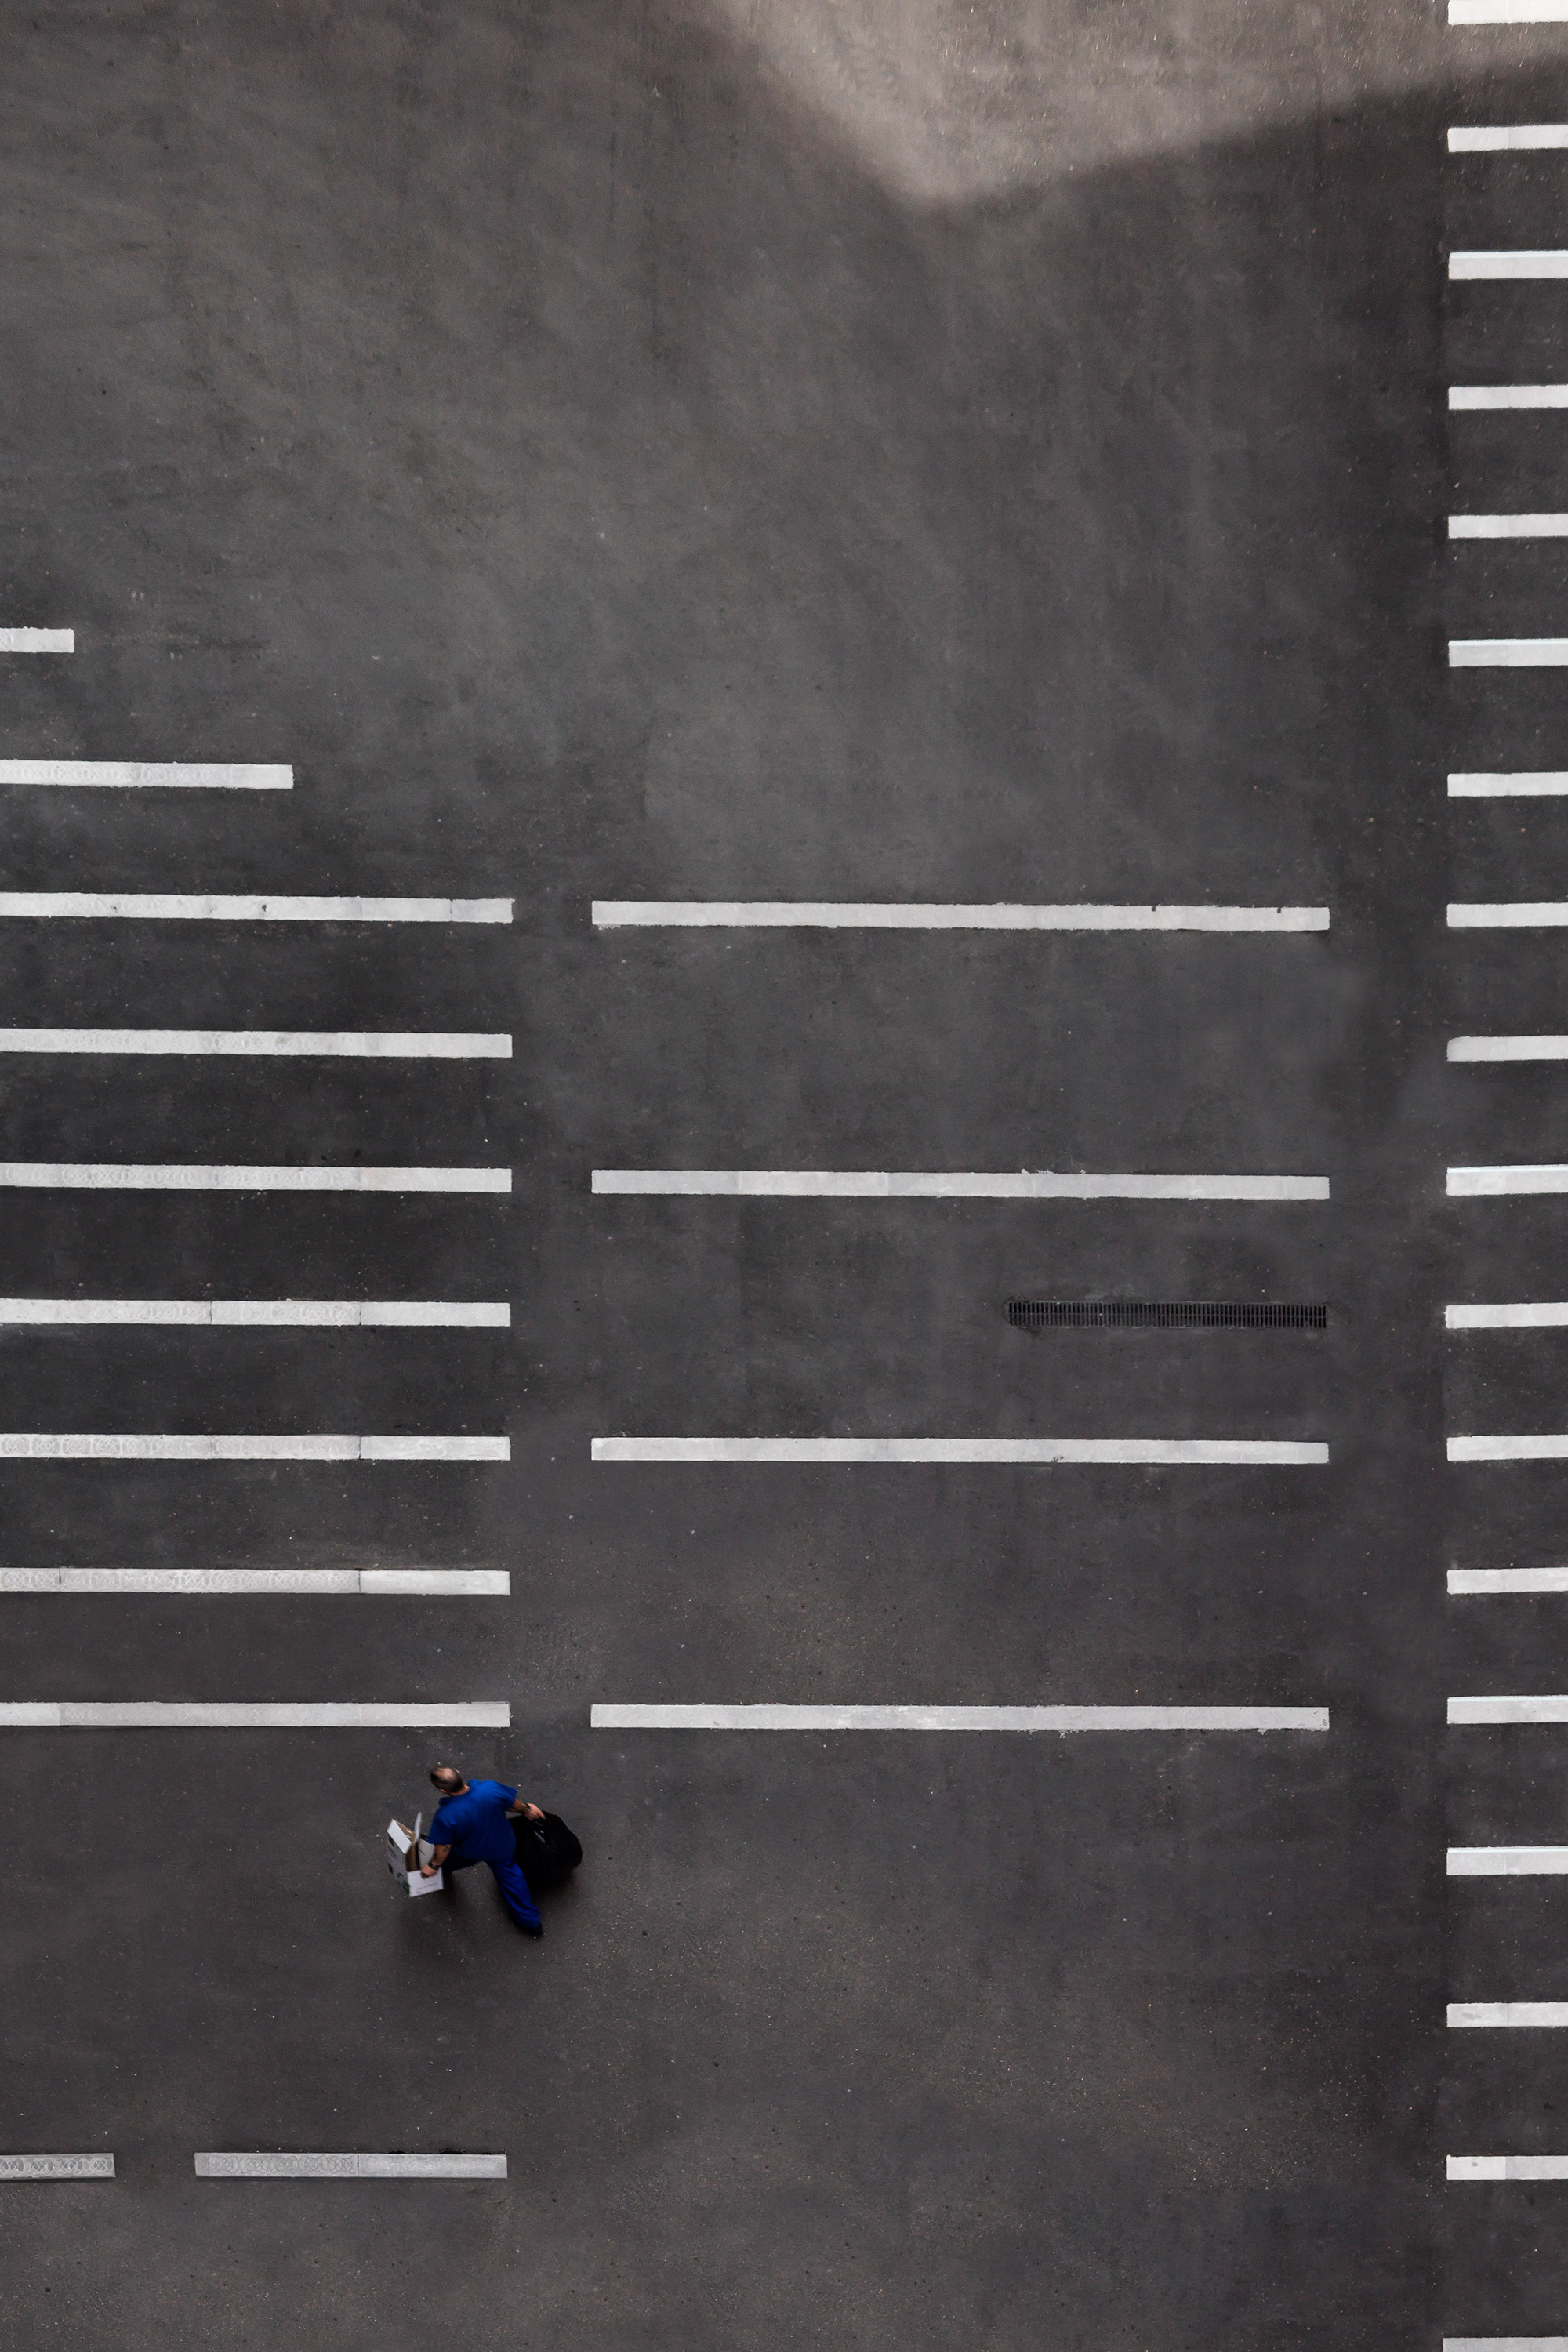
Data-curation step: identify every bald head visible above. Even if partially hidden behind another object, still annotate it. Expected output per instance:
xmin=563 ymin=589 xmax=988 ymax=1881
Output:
xmin=429 ymin=1764 xmax=467 ymax=1796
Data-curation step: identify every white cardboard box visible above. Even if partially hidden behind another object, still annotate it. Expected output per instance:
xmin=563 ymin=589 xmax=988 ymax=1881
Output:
xmin=387 ymin=1817 xmax=444 ymax=1896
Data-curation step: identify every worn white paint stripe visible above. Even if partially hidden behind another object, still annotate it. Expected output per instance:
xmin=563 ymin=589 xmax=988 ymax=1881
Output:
xmin=0 ymin=1030 xmax=511 ymax=1058
xmin=1450 ymin=903 xmax=1568 ymax=925
xmin=1447 ymin=1304 xmax=1568 ymax=1327
xmin=0 ymin=1301 xmax=510 ymax=1327
xmin=1450 ymin=2156 xmax=1568 ymax=2180
xmin=1449 ymin=1165 xmax=1568 ymax=1196
xmin=591 ymin=900 xmax=1329 ymax=931
xmin=1445 ymin=2341 xmax=1568 ymax=2350
xmin=1450 ymin=125 xmax=1568 ymax=149
xmin=0 ymin=1703 xmax=510 ymax=1727
xmin=1451 ymin=1036 xmax=1568 ymax=1061
xmin=1452 ymin=0 xmax=1568 ymax=14
xmin=0 ymin=1568 xmax=510 ymax=1594
xmin=194 ymin=2152 xmax=506 ymax=2178
xmin=1451 ymin=771 xmax=1568 ymax=794
xmin=1450 ymin=2004 xmax=1568 ymax=2025
xmin=1450 ymin=385 xmax=1568 ymax=408
xmin=592 ymin=1437 xmax=1328 ymax=1465
xmin=591 ymin=1703 xmax=1327 ymax=1730
xmin=1450 ymin=252 xmax=1568 ymax=277
xmin=0 ymin=630 xmax=72 ymax=653
xmin=0 ymin=1164 xmax=510 ymax=1192
xmin=1449 ymin=1847 xmax=1568 ymax=1873
xmin=0 ymin=895 xmax=512 ymax=923
xmin=592 ymin=1169 xmax=1330 ymax=1200
xmin=0 ymin=1435 xmax=508 ymax=1461
xmin=1450 ymin=641 xmax=1568 ymax=666
xmin=1450 ymin=1567 xmax=1568 ymax=1591
xmin=0 ymin=2154 xmax=112 ymax=2178
xmin=1450 ymin=514 xmax=1568 ymax=535
xmin=1450 ymin=1436 xmax=1568 ymax=1461
xmin=1450 ymin=1695 xmax=1568 ymax=1721
xmin=0 ymin=761 xmax=291 ymax=789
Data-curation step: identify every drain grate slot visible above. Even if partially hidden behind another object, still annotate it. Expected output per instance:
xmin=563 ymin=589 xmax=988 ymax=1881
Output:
xmin=1007 ymin=1300 xmax=1327 ymax=1330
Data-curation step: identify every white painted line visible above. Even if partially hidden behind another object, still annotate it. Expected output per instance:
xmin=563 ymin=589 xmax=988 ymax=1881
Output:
xmin=590 ymin=1703 xmax=1329 ymax=1730
xmin=1445 ymin=2341 xmax=1568 ymax=2350
xmin=0 ymin=1436 xmax=508 ymax=1461
xmin=0 ymin=1030 xmax=511 ymax=1058
xmin=1451 ymin=772 xmax=1568 ymax=794
xmin=591 ymin=901 xmax=1329 ymax=931
xmin=0 ymin=2154 xmax=112 ymax=2179
xmin=0 ymin=630 xmax=73 ymax=653
xmin=0 ymin=761 xmax=291 ymax=789
xmin=1451 ymin=0 xmax=1568 ymax=14
xmin=1450 ymin=252 xmax=1568 ymax=278
xmin=1450 ymin=1567 xmax=1568 ymax=1591
xmin=1450 ymin=125 xmax=1568 ymax=149
xmin=0 ymin=1703 xmax=510 ymax=1727
xmin=0 ymin=1567 xmax=509 ymax=1594
xmin=592 ymin=1437 xmax=1328 ymax=1465
xmin=0 ymin=1300 xmax=510 ymax=1327
xmin=1450 ymin=1695 xmax=1568 ymax=1721
xmin=1450 ymin=2004 xmax=1568 ymax=2025
xmin=194 ymin=2152 xmax=506 ymax=2178
xmin=1450 ymin=2156 xmax=1568 ymax=2180
xmin=1450 ymin=641 xmax=1568 ymax=666
xmin=592 ymin=1170 xmax=1330 ymax=1200
xmin=1450 ymin=386 xmax=1568 ymax=408
xmin=0 ymin=895 xmax=512 ymax=923
xmin=1447 ymin=1304 xmax=1568 ymax=1327
xmin=1450 ymin=902 xmax=1568 ymax=925
xmin=1450 ymin=514 xmax=1568 ymax=535
xmin=1450 ymin=1036 xmax=1568 ymax=1060
xmin=1449 ymin=1847 xmax=1568 ymax=1873
xmin=1450 ymin=1436 xmax=1568 ymax=1461
xmin=0 ymin=1163 xmax=510 ymax=1192
xmin=1449 ymin=1165 xmax=1568 ymax=1195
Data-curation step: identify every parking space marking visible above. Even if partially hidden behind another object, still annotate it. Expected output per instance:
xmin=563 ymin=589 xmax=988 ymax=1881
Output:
xmin=593 ymin=1437 xmax=1327 ymax=1465
xmin=1450 ymin=387 xmax=1568 ymax=407
xmin=0 ymin=1435 xmax=508 ymax=1461
xmin=1451 ymin=0 xmax=1568 ymax=14
xmin=1450 ymin=1436 xmax=1568 ymax=1460
xmin=1449 ymin=1848 xmax=1568 ymax=1872
xmin=1450 ymin=771 xmax=1568 ymax=793
xmin=0 ymin=2154 xmax=112 ymax=2178
xmin=590 ymin=1703 xmax=1329 ymax=1730
xmin=0 ymin=1163 xmax=510 ymax=1191
xmin=1446 ymin=1305 xmax=1568 ymax=1327
xmin=1450 ymin=1696 xmax=1568 ymax=1721
xmin=1444 ymin=2340 xmax=1568 ymax=2350
xmin=1450 ymin=1568 xmax=1568 ymax=1592
xmin=0 ymin=629 xmax=73 ymax=652
xmin=0 ymin=1029 xmax=511 ymax=1058
xmin=593 ymin=1169 xmax=1330 ymax=1200
xmin=1450 ymin=2156 xmax=1568 ymax=2179
xmin=194 ymin=2153 xmax=506 ymax=2177
xmin=0 ymin=1299 xmax=509 ymax=1326
xmin=1449 ymin=1165 xmax=1568 ymax=1194
xmin=0 ymin=761 xmax=292 ymax=788
xmin=0 ymin=1568 xmax=510 ymax=1593
xmin=0 ymin=1702 xmax=510 ymax=1726
xmin=0 ymin=895 xmax=512 ymax=922
xmin=1450 ymin=2004 xmax=1568 ymax=2025
xmin=1450 ymin=1036 xmax=1568 ymax=1060
xmin=1450 ymin=641 xmax=1568 ymax=665
xmin=1450 ymin=514 xmax=1568 ymax=535
xmin=1449 ymin=125 xmax=1568 ymax=149
xmin=1450 ymin=252 xmax=1568 ymax=277
xmin=1450 ymin=903 xmax=1568 ymax=924
xmin=592 ymin=901 xmax=1328 ymax=931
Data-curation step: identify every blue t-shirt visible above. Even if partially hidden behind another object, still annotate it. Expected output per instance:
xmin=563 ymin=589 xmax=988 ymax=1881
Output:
xmin=428 ymin=1780 xmax=517 ymax=1867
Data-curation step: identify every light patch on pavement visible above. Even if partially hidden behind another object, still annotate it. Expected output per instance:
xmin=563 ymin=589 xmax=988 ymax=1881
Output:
xmin=0 ymin=629 xmax=72 ymax=652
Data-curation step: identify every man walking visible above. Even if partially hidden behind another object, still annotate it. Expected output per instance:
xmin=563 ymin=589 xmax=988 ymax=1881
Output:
xmin=420 ymin=1764 xmax=544 ymax=1938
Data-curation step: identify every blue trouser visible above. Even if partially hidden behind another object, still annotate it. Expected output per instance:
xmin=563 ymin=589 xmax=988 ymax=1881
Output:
xmin=487 ymin=1857 xmax=541 ymax=1930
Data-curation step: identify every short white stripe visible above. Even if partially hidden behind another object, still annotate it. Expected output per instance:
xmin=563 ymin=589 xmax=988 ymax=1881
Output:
xmin=592 ymin=1170 xmax=1330 ymax=1200
xmin=1449 ymin=1165 xmax=1568 ymax=1195
xmin=1450 ymin=641 xmax=1568 ymax=665
xmin=0 ymin=630 xmax=72 ymax=653
xmin=0 ymin=1030 xmax=511 ymax=1058
xmin=592 ymin=1437 xmax=1328 ymax=1465
xmin=0 ymin=1702 xmax=510 ymax=1727
xmin=194 ymin=2153 xmax=506 ymax=2178
xmin=591 ymin=901 xmax=1329 ymax=931
xmin=1450 ymin=1567 xmax=1568 ymax=1591
xmin=590 ymin=1704 xmax=1328 ymax=1730
xmin=0 ymin=1568 xmax=510 ymax=1594
xmin=0 ymin=1301 xmax=510 ymax=1327
xmin=1449 ymin=125 xmax=1568 ymax=148
xmin=0 ymin=895 xmax=512 ymax=923
xmin=0 ymin=1164 xmax=511 ymax=1192
xmin=1450 ymin=2156 xmax=1568 ymax=2180
xmin=1450 ymin=514 xmax=1568 ymax=535
xmin=1450 ymin=772 xmax=1568 ymax=794
xmin=1450 ymin=1436 xmax=1568 ymax=1460
xmin=0 ymin=761 xmax=291 ymax=789
xmin=1450 ymin=252 xmax=1568 ymax=276
xmin=1450 ymin=1036 xmax=1568 ymax=1060
xmin=1450 ymin=386 xmax=1568 ymax=408
xmin=0 ymin=1436 xmax=508 ymax=1461
xmin=1446 ymin=1304 xmax=1568 ymax=1327
xmin=1450 ymin=1846 xmax=1568 ymax=1872
xmin=1450 ymin=2004 xmax=1568 ymax=2024
xmin=1450 ymin=1695 xmax=1568 ymax=1721
xmin=0 ymin=2154 xmax=112 ymax=2179
xmin=1450 ymin=902 xmax=1568 ymax=924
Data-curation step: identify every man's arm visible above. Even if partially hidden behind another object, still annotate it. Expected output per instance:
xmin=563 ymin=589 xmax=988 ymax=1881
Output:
xmin=505 ymin=1801 xmax=544 ymax=1821
xmin=419 ymin=1842 xmax=451 ymax=1879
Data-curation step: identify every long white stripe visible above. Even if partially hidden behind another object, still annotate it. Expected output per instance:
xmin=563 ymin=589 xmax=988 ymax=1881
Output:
xmin=1450 ymin=1036 xmax=1568 ymax=1060
xmin=0 ymin=1030 xmax=511 ymax=1058
xmin=1450 ymin=1436 xmax=1568 ymax=1461
xmin=1452 ymin=0 xmax=1568 ymax=13
xmin=0 ymin=1164 xmax=510 ymax=1192
xmin=1450 ymin=1695 xmax=1568 ymax=1721
xmin=0 ymin=1435 xmax=508 ymax=1461
xmin=1449 ymin=1847 xmax=1568 ymax=1872
xmin=1450 ymin=2004 xmax=1568 ymax=2025
xmin=591 ymin=901 xmax=1329 ymax=931
xmin=592 ymin=1169 xmax=1330 ymax=1200
xmin=0 ymin=1567 xmax=509 ymax=1594
xmin=0 ymin=2154 xmax=112 ymax=2178
xmin=1450 ymin=514 xmax=1568 ymax=535
xmin=1450 ymin=641 xmax=1568 ymax=666
xmin=1449 ymin=1165 xmax=1568 ymax=1195
xmin=1450 ymin=252 xmax=1568 ymax=277
xmin=1449 ymin=125 xmax=1568 ymax=149
xmin=1450 ymin=2156 xmax=1568 ymax=2180
xmin=1450 ymin=1567 xmax=1568 ymax=1591
xmin=0 ymin=895 xmax=512 ymax=923
xmin=194 ymin=2152 xmax=506 ymax=2177
xmin=0 ymin=1702 xmax=510 ymax=1727
xmin=1447 ymin=1304 xmax=1568 ymax=1327
xmin=1450 ymin=386 xmax=1568 ymax=408
xmin=0 ymin=1300 xmax=510 ymax=1327
xmin=590 ymin=1703 xmax=1327 ymax=1730
xmin=1445 ymin=2341 xmax=1568 ymax=2350
xmin=0 ymin=629 xmax=72 ymax=652
xmin=1450 ymin=902 xmax=1568 ymax=925
xmin=0 ymin=761 xmax=291 ymax=789
xmin=592 ymin=1437 xmax=1328 ymax=1465
xmin=1450 ymin=772 xmax=1568 ymax=794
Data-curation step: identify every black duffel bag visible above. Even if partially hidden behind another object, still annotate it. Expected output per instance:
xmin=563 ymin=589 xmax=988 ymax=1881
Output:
xmin=513 ymin=1809 xmax=583 ymax=1893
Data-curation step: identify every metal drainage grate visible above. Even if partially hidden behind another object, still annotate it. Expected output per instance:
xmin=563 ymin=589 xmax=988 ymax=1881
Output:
xmin=1007 ymin=1300 xmax=1327 ymax=1330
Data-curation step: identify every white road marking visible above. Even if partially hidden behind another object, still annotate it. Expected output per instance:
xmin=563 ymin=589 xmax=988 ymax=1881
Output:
xmin=0 ymin=1567 xmax=509 ymax=1593
xmin=1450 ymin=514 xmax=1568 ymax=535
xmin=1451 ymin=0 xmax=1568 ymax=13
xmin=591 ymin=901 xmax=1329 ymax=931
xmin=1450 ymin=1436 xmax=1568 ymax=1461
xmin=590 ymin=1703 xmax=1328 ymax=1730
xmin=1450 ymin=1695 xmax=1568 ymax=1721
xmin=1450 ymin=251 xmax=1568 ymax=276
xmin=1450 ymin=1036 xmax=1568 ymax=1060
xmin=1450 ymin=902 xmax=1568 ymax=924
xmin=1450 ymin=1567 xmax=1568 ymax=1591
xmin=1450 ymin=771 xmax=1568 ymax=793
xmin=1445 ymin=2341 xmax=1568 ymax=2350
xmin=1450 ymin=641 xmax=1568 ymax=665
xmin=1449 ymin=1847 xmax=1568 ymax=1872
xmin=194 ymin=2153 xmax=506 ymax=2177
xmin=1450 ymin=2004 xmax=1568 ymax=2025
xmin=592 ymin=1437 xmax=1328 ymax=1465
xmin=0 ymin=1163 xmax=510 ymax=1192
xmin=1449 ymin=1165 xmax=1568 ymax=1195
xmin=0 ymin=1435 xmax=508 ymax=1461
xmin=0 ymin=1300 xmax=510 ymax=1327
xmin=1449 ymin=125 xmax=1568 ymax=148
xmin=1446 ymin=1304 xmax=1568 ymax=1327
xmin=1450 ymin=2156 xmax=1568 ymax=2180
xmin=0 ymin=761 xmax=291 ymax=789
xmin=0 ymin=1702 xmax=510 ymax=1726
xmin=0 ymin=895 xmax=512 ymax=923
xmin=1450 ymin=386 xmax=1568 ymax=407
xmin=592 ymin=1170 xmax=1330 ymax=1200
xmin=0 ymin=630 xmax=73 ymax=652
xmin=0 ymin=2154 xmax=112 ymax=2179
xmin=0 ymin=1030 xmax=511 ymax=1058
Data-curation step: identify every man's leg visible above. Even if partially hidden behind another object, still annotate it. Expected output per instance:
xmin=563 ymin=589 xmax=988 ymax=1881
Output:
xmin=488 ymin=1858 xmax=543 ymax=1933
